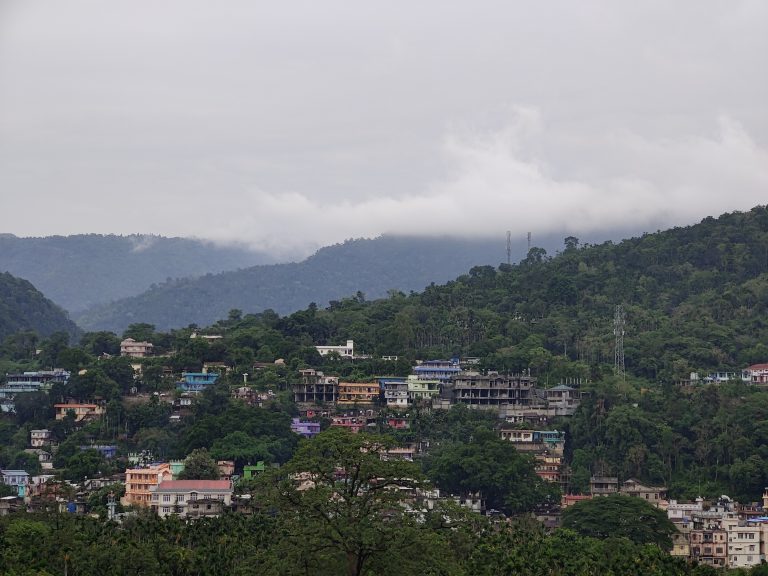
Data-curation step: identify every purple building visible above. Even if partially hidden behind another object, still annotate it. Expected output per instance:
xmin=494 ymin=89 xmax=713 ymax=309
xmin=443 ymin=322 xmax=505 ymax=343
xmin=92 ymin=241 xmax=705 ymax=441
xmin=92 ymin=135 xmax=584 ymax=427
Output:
xmin=291 ymin=418 xmax=321 ymax=438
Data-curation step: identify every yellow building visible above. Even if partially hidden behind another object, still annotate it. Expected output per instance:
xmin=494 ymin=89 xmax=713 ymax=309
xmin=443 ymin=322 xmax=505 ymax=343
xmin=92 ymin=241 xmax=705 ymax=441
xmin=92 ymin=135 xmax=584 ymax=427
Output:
xmin=54 ymin=403 xmax=105 ymax=422
xmin=337 ymin=382 xmax=379 ymax=406
xmin=122 ymin=463 xmax=173 ymax=507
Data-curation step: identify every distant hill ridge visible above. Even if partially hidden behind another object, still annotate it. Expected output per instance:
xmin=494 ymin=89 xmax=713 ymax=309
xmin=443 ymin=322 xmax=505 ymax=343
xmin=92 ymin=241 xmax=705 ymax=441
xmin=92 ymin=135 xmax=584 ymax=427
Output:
xmin=0 ymin=272 xmax=80 ymax=341
xmin=0 ymin=234 xmax=274 ymax=313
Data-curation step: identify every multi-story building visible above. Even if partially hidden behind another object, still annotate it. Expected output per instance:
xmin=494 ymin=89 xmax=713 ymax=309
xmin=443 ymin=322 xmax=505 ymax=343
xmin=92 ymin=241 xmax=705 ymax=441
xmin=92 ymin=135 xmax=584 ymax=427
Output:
xmin=120 ymin=338 xmax=154 ymax=358
xmin=177 ymin=372 xmax=219 ymax=393
xmin=381 ymin=378 xmax=408 ymax=409
xmin=619 ymin=478 xmax=667 ymax=508
xmin=725 ymin=524 xmax=761 ymax=569
xmin=30 ymin=429 xmax=51 ymax=447
xmin=413 ymin=360 xmax=461 ymax=384
xmin=0 ymin=370 xmax=70 ymax=412
xmin=291 ymin=418 xmax=321 ymax=438
xmin=746 ymin=363 xmax=768 ymax=385
xmin=293 ymin=369 xmax=338 ymax=404
xmin=689 ymin=529 xmax=728 ymax=568
xmin=337 ymin=382 xmax=379 ymax=406
xmin=122 ymin=463 xmax=173 ymax=507
xmin=499 ymin=429 xmax=565 ymax=456
xmin=543 ymin=384 xmax=583 ymax=416
xmin=330 ymin=415 xmax=372 ymax=433
xmin=452 ymin=372 xmax=535 ymax=410
xmin=54 ymin=402 xmax=105 ymax=422
xmin=407 ymin=375 xmax=440 ymax=404
xmin=589 ymin=476 xmax=619 ymax=496
xmin=315 ymin=340 xmax=354 ymax=359
xmin=668 ymin=498 xmax=704 ymax=523
xmin=150 ymin=480 xmax=232 ymax=518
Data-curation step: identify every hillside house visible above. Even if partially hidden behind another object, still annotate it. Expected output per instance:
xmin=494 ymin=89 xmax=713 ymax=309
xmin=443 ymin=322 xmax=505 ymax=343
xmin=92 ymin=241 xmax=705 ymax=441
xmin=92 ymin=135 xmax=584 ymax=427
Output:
xmin=293 ymin=369 xmax=338 ymax=404
xmin=30 ymin=429 xmax=51 ymax=447
xmin=589 ymin=476 xmax=619 ymax=496
xmin=315 ymin=340 xmax=354 ymax=359
xmin=151 ymin=479 xmax=232 ymax=518
xmin=337 ymin=382 xmax=379 ymax=406
xmin=620 ymin=478 xmax=667 ymax=507
xmin=54 ymin=402 xmax=105 ymax=422
xmin=177 ymin=372 xmax=219 ymax=393
xmin=120 ymin=338 xmax=153 ymax=358
xmin=122 ymin=462 xmax=173 ymax=507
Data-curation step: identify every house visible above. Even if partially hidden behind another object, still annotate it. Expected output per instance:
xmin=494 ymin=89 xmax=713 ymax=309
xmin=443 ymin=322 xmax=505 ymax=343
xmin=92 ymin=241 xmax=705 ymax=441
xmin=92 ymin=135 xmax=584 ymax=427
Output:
xmin=689 ymin=529 xmax=728 ymax=568
xmin=217 ymin=461 xmax=235 ymax=481
xmin=746 ymin=363 xmax=768 ymax=386
xmin=122 ymin=462 xmax=173 ymax=507
xmin=589 ymin=476 xmax=619 ymax=496
xmin=120 ymin=338 xmax=153 ymax=358
xmin=54 ymin=402 xmax=105 ymax=422
xmin=291 ymin=418 xmax=321 ymax=438
xmin=724 ymin=524 xmax=762 ymax=569
xmin=668 ymin=498 xmax=704 ymax=523
xmin=330 ymin=415 xmax=371 ymax=433
xmin=413 ymin=360 xmax=461 ymax=384
xmin=544 ymin=384 xmax=582 ymax=416
xmin=151 ymin=479 xmax=232 ymax=518
xmin=177 ymin=372 xmax=219 ymax=393
xmin=0 ymin=495 xmax=22 ymax=516
xmin=30 ymin=429 xmax=51 ymax=447
xmin=0 ymin=470 xmax=29 ymax=497
xmin=620 ymin=478 xmax=667 ymax=507
xmin=0 ymin=370 xmax=70 ymax=412
xmin=315 ymin=340 xmax=354 ymax=359
xmin=407 ymin=375 xmax=440 ymax=404
xmin=381 ymin=378 xmax=409 ymax=409
xmin=337 ymin=382 xmax=379 ymax=406
xmin=292 ymin=369 xmax=338 ymax=404
xmin=499 ymin=429 xmax=565 ymax=456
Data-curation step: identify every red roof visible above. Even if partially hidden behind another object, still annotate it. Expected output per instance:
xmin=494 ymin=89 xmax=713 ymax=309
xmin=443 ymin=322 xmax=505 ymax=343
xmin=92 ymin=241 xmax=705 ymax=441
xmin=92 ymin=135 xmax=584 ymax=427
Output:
xmin=156 ymin=480 xmax=231 ymax=491
xmin=747 ymin=363 xmax=768 ymax=371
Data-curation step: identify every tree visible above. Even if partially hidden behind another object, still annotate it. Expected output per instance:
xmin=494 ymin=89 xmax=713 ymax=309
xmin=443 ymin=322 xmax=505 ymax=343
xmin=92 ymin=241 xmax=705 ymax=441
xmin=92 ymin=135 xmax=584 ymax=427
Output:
xmin=259 ymin=428 xmax=439 ymax=576
xmin=177 ymin=448 xmax=220 ymax=480
xmin=560 ymin=495 xmax=677 ymax=550
xmin=426 ymin=427 xmax=559 ymax=514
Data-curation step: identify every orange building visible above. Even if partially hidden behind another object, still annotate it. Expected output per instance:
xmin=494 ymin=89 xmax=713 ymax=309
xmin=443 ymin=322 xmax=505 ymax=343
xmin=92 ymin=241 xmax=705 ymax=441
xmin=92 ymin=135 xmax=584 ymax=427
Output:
xmin=54 ymin=403 xmax=105 ymax=422
xmin=122 ymin=463 xmax=173 ymax=507
xmin=337 ymin=382 xmax=379 ymax=406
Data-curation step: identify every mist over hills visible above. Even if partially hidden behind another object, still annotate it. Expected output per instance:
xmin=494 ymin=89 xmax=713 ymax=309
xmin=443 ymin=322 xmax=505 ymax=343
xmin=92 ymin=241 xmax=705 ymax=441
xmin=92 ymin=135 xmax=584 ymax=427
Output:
xmin=0 ymin=272 xmax=80 ymax=342
xmin=0 ymin=234 xmax=274 ymax=313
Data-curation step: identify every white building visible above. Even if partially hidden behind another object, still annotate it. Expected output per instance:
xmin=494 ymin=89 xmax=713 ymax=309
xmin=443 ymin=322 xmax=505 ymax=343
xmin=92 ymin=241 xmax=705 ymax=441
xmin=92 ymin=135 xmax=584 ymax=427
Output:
xmin=150 ymin=479 xmax=232 ymax=518
xmin=315 ymin=340 xmax=354 ymax=358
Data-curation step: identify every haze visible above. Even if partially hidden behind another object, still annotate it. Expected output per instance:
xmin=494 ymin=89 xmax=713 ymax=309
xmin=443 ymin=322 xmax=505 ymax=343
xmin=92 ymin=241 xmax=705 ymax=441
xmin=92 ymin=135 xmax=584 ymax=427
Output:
xmin=0 ymin=1 xmax=766 ymax=258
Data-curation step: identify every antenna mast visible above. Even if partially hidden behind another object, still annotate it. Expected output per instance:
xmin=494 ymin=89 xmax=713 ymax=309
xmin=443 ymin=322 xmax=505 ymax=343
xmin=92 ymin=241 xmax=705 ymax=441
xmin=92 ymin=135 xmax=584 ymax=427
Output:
xmin=614 ymin=304 xmax=625 ymax=381
xmin=527 ymin=231 xmax=532 ymax=252
xmin=506 ymin=230 xmax=512 ymax=265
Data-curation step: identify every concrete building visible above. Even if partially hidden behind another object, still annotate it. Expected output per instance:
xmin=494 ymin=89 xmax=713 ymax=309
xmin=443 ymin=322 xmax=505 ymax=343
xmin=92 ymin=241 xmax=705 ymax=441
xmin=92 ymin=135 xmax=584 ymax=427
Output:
xmin=315 ymin=340 xmax=354 ymax=359
xmin=381 ymin=378 xmax=408 ymax=409
xmin=337 ymin=382 xmax=379 ymax=406
xmin=151 ymin=479 xmax=232 ymax=518
xmin=452 ymin=371 xmax=535 ymax=410
xmin=177 ymin=372 xmax=219 ymax=393
xmin=291 ymin=418 xmax=321 ymax=438
xmin=120 ymin=338 xmax=154 ymax=358
xmin=407 ymin=375 xmax=440 ymax=404
xmin=543 ymin=384 xmax=583 ymax=416
xmin=123 ymin=462 xmax=173 ymax=507
xmin=746 ymin=363 xmax=768 ymax=385
xmin=413 ymin=360 xmax=461 ymax=384
xmin=30 ymin=429 xmax=51 ymax=447
xmin=619 ymin=478 xmax=667 ymax=508
xmin=293 ymin=369 xmax=338 ymax=404
xmin=690 ymin=529 xmax=728 ymax=568
xmin=589 ymin=476 xmax=619 ymax=496
xmin=54 ymin=402 xmax=105 ymax=422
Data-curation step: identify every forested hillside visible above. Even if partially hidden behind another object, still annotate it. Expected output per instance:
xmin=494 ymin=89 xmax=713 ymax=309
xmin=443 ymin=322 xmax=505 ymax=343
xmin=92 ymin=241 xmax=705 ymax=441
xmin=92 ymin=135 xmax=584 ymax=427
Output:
xmin=74 ymin=235 xmax=523 ymax=332
xmin=0 ymin=234 xmax=272 ymax=313
xmin=0 ymin=272 xmax=80 ymax=341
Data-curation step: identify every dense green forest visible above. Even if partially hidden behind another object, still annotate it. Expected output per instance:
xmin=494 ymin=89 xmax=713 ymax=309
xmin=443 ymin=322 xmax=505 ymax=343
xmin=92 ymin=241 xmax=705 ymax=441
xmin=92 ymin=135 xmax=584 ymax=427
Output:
xmin=73 ymin=233 xmax=607 ymax=333
xmin=0 ymin=272 xmax=80 ymax=342
xmin=0 ymin=234 xmax=272 ymax=313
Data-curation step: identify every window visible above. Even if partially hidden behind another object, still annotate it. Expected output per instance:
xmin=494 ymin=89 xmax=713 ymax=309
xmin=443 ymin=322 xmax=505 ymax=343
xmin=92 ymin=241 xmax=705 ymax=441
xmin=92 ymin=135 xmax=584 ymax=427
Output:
xmin=162 ymin=507 xmax=170 ymax=513
xmin=163 ymin=494 xmax=171 ymax=502
xmin=190 ymin=492 xmax=197 ymax=501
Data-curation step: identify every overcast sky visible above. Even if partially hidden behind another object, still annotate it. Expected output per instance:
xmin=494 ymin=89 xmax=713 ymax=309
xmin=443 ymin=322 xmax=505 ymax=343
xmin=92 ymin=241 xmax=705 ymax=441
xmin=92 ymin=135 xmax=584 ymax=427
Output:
xmin=1 ymin=1 xmax=766 ymax=257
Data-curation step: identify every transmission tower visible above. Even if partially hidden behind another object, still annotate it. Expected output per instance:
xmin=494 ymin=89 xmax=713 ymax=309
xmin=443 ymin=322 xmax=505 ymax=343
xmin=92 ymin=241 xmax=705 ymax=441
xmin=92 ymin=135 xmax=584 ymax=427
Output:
xmin=527 ymin=231 xmax=532 ymax=252
xmin=506 ymin=230 xmax=512 ymax=265
xmin=613 ymin=304 xmax=625 ymax=381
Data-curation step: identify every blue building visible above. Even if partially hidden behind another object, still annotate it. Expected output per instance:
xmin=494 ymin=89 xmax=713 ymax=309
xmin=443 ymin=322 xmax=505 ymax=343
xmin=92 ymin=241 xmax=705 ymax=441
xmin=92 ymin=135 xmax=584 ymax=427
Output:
xmin=413 ymin=360 xmax=461 ymax=384
xmin=177 ymin=372 xmax=219 ymax=393
xmin=0 ymin=369 xmax=70 ymax=412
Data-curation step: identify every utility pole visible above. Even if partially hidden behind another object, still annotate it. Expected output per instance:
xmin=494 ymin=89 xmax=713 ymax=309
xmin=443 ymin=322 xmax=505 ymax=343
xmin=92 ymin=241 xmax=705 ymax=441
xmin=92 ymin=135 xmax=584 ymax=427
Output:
xmin=614 ymin=304 xmax=625 ymax=381
xmin=506 ymin=230 xmax=512 ymax=265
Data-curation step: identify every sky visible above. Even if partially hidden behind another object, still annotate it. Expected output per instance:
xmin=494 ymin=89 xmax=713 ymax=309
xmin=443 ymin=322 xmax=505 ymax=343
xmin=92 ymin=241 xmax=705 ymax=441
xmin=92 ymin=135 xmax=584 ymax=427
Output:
xmin=0 ymin=1 xmax=766 ymax=258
